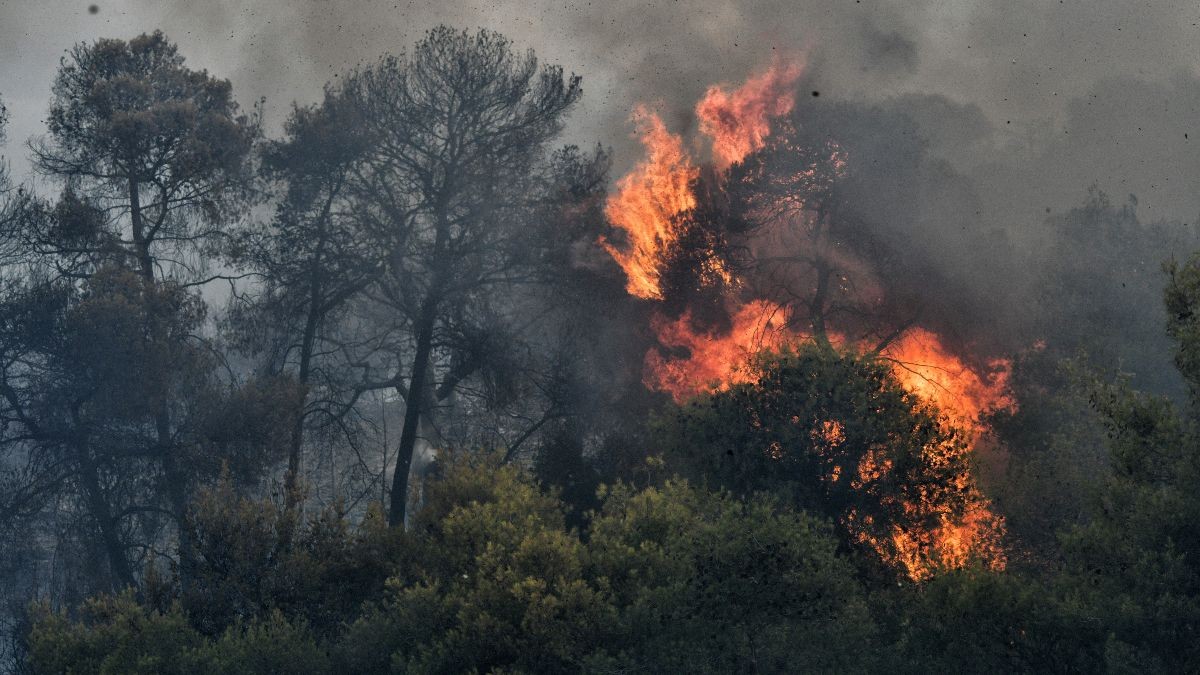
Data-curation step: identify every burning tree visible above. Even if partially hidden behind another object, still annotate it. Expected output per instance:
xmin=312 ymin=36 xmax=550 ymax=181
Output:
xmin=600 ymin=60 xmax=1012 ymax=579
xmin=658 ymin=344 xmax=1005 ymax=580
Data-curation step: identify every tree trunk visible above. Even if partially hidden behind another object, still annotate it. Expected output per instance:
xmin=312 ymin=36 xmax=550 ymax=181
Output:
xmin=388 ymin=301 xmax=437 ymax=528
xmin=75 ymin=438 xmax=135 ymax=590
xmin=128 ymin=178 xmax=195 ymax=585
xmin=128 ymin=180 xmax=155 ymax=285
xmin=388 ymin=196 xmax=451 ymax=528
xmin=808 ymin=205 xmax=833 ymax=351
xmin=156 ymin=412 xmax=194 ymax=585
xmin=284 ymin=283 xmax=321 ymax=512
xmin=284 ymin=187 xmax=338 ymax=513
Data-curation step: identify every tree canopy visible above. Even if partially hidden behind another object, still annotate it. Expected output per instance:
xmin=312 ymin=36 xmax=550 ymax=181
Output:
xmin=0 ymin=23 xmax=1198 ymax=675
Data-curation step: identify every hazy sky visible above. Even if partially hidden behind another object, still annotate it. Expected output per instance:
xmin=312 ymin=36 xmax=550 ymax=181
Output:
xmin=2 ymin=0 xmax=1199 ymax=217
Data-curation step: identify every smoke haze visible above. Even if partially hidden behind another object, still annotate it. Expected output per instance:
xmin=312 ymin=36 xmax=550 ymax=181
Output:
xmin=1 ymin=1 xmax=1197 ymax=205
xmin=2 ymin=0 xmax=1198 ymax=391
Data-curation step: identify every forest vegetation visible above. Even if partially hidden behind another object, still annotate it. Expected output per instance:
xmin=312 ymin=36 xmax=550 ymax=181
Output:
xmin=0 ymin=26 xmax=1197 ymax=674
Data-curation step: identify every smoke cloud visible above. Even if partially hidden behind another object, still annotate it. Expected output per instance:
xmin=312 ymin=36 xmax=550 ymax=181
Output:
xmin=1 ymin=1 xmax=1197 ymax=207
xmin=2 ymin=0 xmax=1197 ymax=392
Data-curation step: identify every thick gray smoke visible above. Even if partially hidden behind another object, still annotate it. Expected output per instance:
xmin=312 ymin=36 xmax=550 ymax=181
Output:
xmin=1 ymin=0 xmax=1197 ymax=392
xmin=2 ymin=1 xmax=1198 ymax=212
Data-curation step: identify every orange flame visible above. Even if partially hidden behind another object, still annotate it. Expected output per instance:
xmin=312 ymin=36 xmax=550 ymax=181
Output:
xmin=696 ymin=59 xmax=805 ymax=170
xmin=600 ymin=61 xmax=802 ymax=299
xmin=643 ymin=300 xmax=787 ymax=398
xmin=644 ymin=308 xmax=1014 ymax=431
xmin=885 ymin=328 xmax=1017 ymax=434
xmin=901 ymin=504 xmax=1006 ymax=580
xmin=641 ymin=305 xmax=1011 ymax=580
xmin=600 ymin=108 xmax=698 ymax=299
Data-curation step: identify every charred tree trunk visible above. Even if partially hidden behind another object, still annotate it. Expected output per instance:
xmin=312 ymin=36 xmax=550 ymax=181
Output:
xmin=284 ymin=260 xmax=323 ymax=512
xmin=127 ymin=180 xmax=155 ymax=285
xmin=283 ymin=181 xmax=346 ymax=514
xmin=387 ymin=196 xmax=452 ymax=528
xmin=388 ymin=299 xmax=437 ymax=528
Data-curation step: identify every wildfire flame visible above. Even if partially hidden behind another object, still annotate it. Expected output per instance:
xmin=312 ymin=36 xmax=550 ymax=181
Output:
xmin=696 ymin=59 xmax=805 ymax=170
xmin=602 ymin=60 xmax=1011 ymax=580
xmin=643 ymin=304 xmax=1011 ymax=580
xmin=643 ymin=300 xmax=787 ymax=398
xmin=600 ymin=108 xmax=698 ymax=300
xmin=645 ymin=307 xmax=1014 ymax=431
xmin=601 ymin=61 xmax=802 ymax=300
xmin=890 ymin=504 xmax=1007 ymax=582
xmin=884 ymin=327 xmax=1016 ymax=435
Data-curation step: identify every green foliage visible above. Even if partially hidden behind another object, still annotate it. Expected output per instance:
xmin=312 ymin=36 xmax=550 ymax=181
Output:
xmin=1042 ymin=251 xmax=1200 ymax=671
xmin=1056 ymin=380 xmax=1200 ymax=671
xmin=40 ymin=426 xmax=1200 ymax=673
xmin=339 ymin=457 xmax=876 ymax=673
xmin=180 ymin=476 xmax=405 ymax=638
xmin=29 ymin=594 xmax=329 ymax=675
xmin=189 ymin=611 xmax=329 ymax=675
xmin=31 ymin=453 xmax=882 ymax=674
xmin=587 ymin=481 xmax=876 ymax=673
xmin=29 ymin=594 xmax=202 ymax=675
xmin=890 ymin=569 xmax=1099 ymax=673
xmin=986 ymin=350 xmax=1109 ymax=562
xmin=342 ymin=454 xmax=613 ymax=673
xmin=1165 ymin=253 xmax=1200 ymax=393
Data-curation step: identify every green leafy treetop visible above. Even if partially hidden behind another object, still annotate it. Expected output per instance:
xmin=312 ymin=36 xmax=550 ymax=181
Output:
xmin=30 ymin=453 xmax=881 ymax=673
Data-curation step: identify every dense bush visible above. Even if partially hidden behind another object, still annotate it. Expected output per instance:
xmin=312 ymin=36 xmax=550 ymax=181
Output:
xmin=29 ymin=456 xmax=885 ymax=673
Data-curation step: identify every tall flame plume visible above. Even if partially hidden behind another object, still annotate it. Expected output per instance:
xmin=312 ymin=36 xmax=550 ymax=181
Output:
xmin=600 ymin=108 xmax=698 ymax=300
xmin=696 ymin=58 xmax=804 ymax=169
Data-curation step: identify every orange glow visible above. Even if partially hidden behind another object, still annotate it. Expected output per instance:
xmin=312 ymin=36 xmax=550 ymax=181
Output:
xmin=642 ymin=304 xmax=1014 ymax=427
xmin=638 ymin=302 xmax=1011 ymax=580
xmin=643 ymin=300 xmax=787 ymax=398
xmin=888 ymin=503 xmax=1007 ymax=582
xmin=884 ymin=328 xmax=1016 ymax=435
xmin=696 ymin=59 xmax=804 ymax=170
xmin=853 ymin=447 xmax=894 ymax=490
xmin=814 ymin=420 xmax=846 ymax=447
xmin=600 ymin=108 xmax=699 ymax=299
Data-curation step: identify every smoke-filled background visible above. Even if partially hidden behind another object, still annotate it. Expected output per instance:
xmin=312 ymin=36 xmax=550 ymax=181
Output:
xmin=4 ymin=3 xmax=1200 ymax=670
xmin=3 ymin=0 xmax=1199 ymax=395
xmin=3 ymin=0 xmax=1198 ymax=211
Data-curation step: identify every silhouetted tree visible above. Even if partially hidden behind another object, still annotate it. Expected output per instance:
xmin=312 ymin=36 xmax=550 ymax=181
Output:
xmin=0 ymin=32 xmax=285 ymax=593
xmin=230 ymin=86 xmax=379 ymax=511
xmin=339 ymin=27 xmax=583 ymax=526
